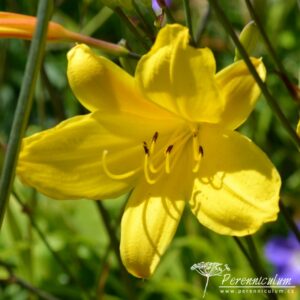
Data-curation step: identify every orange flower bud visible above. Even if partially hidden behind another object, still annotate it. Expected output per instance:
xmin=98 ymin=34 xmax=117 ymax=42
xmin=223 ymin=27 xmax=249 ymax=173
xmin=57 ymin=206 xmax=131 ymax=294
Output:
xmin=0 ymin=12 xmax=70 ymax=40
xmin=0 ymin=12 xmax=132 ymax=56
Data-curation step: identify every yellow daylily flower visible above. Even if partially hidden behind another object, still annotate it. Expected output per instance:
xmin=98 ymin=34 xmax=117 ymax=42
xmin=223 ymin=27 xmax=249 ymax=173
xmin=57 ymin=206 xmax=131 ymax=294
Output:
xmin=17 ymin=24 xmax=281 ymax=278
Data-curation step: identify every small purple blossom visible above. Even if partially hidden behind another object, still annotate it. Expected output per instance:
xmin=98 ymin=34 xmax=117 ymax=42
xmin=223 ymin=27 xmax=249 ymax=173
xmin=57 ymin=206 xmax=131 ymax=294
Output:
xmin=265 ymin=225 xmax=300 ymax=285
xmin=152 ymin=0 xmax=172 ymax=13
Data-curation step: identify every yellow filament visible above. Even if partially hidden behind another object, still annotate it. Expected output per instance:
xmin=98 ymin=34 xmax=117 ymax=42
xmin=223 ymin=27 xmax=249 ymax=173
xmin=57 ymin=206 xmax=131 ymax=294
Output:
xmin=192 ymin=147 xmax=203 ymax=173
xmin=150 ymin=140 xmax=156 ymax=155
xmin=148 ymin=136 xmax=159 ymax=173
xmin=149 ymin=161 xmax=159 ymax=174
xmin=102 ymin=150 xmax=137 ymax=180
xmin=192 ymin=132 xmax=203 ymax=173
xmin=165 ymin=151 xmax=171 ymax=174
xmin=192 ymin=133 xmax=199 ymax=161
xmin=192 ymin=157 xmax=202 ymax=173
xmin=149 ymin=132 xmax=158 ymax=154
xmin=144 ymin=154 xmax=157 ymax=184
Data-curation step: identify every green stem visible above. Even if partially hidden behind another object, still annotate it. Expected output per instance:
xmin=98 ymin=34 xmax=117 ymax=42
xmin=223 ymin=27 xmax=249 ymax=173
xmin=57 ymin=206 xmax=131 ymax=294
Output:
xmin=233 ymin=236 xmax=275 ymax=298
xmin=196 ymin=4 xmax=211 ymax=46
xmin=132 ymin=0 xmax=155 ymax=39
xmin=12 ymin=276 xmax=61 ymax=300
xmin=244 ymin=236 xmax=277 ymax=300
xmin=114 ymin=7 xmax=150 ymax=51
xmin=244 ymin=236 xmax=265 ymax=276
xmin=80 ymin=6 xmax=113 ymax=36
xmin=67 ymin=31 xmax=141 ymax=59
xmin=279 ymin=200 xmax=300 ymax=243
xmin=96 ymin=244 xmax=112 ymax=299
xmin=235 ymin=237 xmax=277 ymax=300
xmin=96 ymin=202 xmax=121 ymax=265
xmin=208 ymin=0 xmax=300 ymax=150
xmin=244 ymin=0 xmax=297 ymax=101
xmin=0 ymin=260 xmax=61 ymax=300
xmin=96 ymin=201 xmax=137 ymax=300
xmin=233 ymin=236 xmax=253 ymax=265
xmin=163 ymin=6 xmax=176 ymax=24
xmin=0 ymin=0 xmax=52 ymax=228
xmin=182 ymin=0 xmax=196 ymax=46
xmin=12 ymin=192 xmax=92 ymax=300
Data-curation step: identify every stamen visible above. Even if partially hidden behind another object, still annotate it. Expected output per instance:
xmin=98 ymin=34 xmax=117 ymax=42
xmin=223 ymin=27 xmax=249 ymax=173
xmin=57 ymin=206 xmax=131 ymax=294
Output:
xmin=144 ymin=153 xmax=157 ymax=184
xmin=143 ymin=141 xmax=149 ymax=155
xmin=102 ymin=150 xmax=137 ymax=179
xmin=192 ymin=145 xmax=204 ymax=173
xmin=165 ymin=145 xmax=173 ymax=174
xmin=145 ymin=137 xmax=159 ymax=174
xmin=192 ymin=160 xmax=201 ymax=173
xmin=199 ymin=146 xmax=204 ymax=156
xmin=150 ymin=131 xmax=159 ymax=154
xmin=149 ymin=161 xmax=159 ymax=174
xmin=192 ymin=132 xmax=200 ymax=161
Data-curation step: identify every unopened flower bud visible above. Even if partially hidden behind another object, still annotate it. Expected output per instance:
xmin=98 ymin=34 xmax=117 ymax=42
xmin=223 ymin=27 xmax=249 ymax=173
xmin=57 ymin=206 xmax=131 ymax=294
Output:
xmin=234 ymin=21 xmax=260 ymax=61
xmin=0 ymin=12 xmax=131 ymax=56
xmin=297 ymin=119 xmax=300 ymax=137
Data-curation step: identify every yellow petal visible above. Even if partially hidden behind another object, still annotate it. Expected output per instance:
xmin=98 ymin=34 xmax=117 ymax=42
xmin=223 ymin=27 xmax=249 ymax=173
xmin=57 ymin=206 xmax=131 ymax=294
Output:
xmin=120 ymin=144 xmax=194 ymax=278
xmin=17 ymin=113 xmax=145 ymax=200
xmin=67 ymin=44 xmax=172 ymax=119
xmin=120 ymin=130 xmax=195 ymax=278
xmin=189 ymin=125 xmax=281 ymax=236
xmin=216 ymin=58 xmax=266 ymax=129
xmin=120 ymin=178 xmax=185 ymax=278
xmin=98 ymin=114 xmax=183 ymax=145
xmin=136 ymin=24 xmax=224 ymax=123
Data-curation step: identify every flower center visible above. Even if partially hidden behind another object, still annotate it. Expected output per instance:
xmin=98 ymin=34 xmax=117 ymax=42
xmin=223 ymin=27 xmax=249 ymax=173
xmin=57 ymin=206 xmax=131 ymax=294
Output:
xmin=102 ymin=128 xmax=204 ymax=185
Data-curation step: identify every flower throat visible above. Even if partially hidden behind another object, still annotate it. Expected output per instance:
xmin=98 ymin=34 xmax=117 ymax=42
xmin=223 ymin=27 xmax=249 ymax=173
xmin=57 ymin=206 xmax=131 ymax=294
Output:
xmin=102 ymin=131 xmax=204 ymax=185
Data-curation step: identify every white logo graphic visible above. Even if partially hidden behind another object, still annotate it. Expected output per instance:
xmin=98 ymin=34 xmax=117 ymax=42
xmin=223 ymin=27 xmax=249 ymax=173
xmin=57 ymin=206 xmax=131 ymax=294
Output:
xmin=191 ymin=261 xmax=295 ymax=298
xmin=191 ymin=262 xmax=230 ymax=298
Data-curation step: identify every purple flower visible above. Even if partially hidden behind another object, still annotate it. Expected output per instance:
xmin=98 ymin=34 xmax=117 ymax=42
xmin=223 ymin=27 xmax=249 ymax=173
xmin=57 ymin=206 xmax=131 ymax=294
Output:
xmin=152 ymin=0 xmax=172 ymax=12
xmin=265 ymin=226 xmax=300 ymax=285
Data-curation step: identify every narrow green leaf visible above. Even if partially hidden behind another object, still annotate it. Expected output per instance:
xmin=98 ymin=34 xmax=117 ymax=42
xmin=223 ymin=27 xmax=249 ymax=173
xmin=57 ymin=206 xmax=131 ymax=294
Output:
xmin=0 ymin=0 xmax=53 ymax=228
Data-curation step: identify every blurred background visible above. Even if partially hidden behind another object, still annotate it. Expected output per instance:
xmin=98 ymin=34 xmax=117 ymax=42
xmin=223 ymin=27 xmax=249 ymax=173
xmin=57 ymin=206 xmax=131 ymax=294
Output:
xmin=0 ymin=0 xmax=299 ymax=299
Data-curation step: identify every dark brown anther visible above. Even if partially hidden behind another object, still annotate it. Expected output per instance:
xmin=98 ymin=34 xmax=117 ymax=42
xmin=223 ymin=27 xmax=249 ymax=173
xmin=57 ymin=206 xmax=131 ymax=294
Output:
xmin=153 ymin=131 xmax=159 ymax=142
xmin=166 ymin=145 xmax=174 ymax=153
xmin=143 ymin=142 xmax=149 ymax=155
xmin=199 ymin=146 xmax=204 ymax=156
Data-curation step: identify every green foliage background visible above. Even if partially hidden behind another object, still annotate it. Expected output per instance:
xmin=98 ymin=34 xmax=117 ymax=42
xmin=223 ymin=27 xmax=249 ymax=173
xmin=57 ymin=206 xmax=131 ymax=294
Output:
xmin=0 ymin=0 xmax=299 ymax=299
